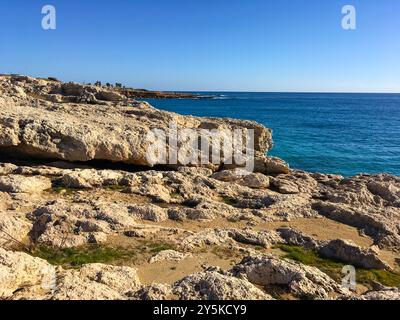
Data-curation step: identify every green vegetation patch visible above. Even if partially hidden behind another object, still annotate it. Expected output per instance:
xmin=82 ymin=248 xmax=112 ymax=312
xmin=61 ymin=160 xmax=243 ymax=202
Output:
xmin=274 ymin=244 xmax=400 ymax=288
xmin=104 ymin=184 xmax=128 ymax=192
xmin=31 ymin=245 xmax=136 ymax=269
xmin=48 ymin=186 xmax=78 ymax=195
xmin=221 ymin=196 xmax=238 ymax=206
xmin=148 ymin=242 xmax=176 ymax=254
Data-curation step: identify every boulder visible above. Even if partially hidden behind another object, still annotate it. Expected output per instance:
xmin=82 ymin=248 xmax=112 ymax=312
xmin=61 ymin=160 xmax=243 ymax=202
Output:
xmin=52 ymin=263 xmax=141 ymax=300
xmin=173 ymin=270 xmax=273 ymax=300
xmin=0 ymin=248 xmax=51 ymax=299
xmin=240 ymin=173 xmax=270 ymax=189
xmin=232 ymin=254 xmax=348 ymax=299
xmin=319 ymin=239 xmax=391 ymax=270
xmin=277 ymin=227 xmax=320 ymax=250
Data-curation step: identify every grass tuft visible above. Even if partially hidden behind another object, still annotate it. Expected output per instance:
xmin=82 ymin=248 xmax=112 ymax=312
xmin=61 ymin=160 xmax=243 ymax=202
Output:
xmin=274 ymin=244 xmax=400 ymax=288
xmin=221 ymin=196 xmax=238 ymax=206
xmin=48 ymin=186 xmax=77 ymax=195
xmin=148 ymin=242 xmax=176 ymax=254
xmin=31 ymin=245 xmax=135 ymax=269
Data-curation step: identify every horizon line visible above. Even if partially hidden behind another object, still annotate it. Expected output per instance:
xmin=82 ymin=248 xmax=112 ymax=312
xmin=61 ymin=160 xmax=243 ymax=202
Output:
xmin=3 ymin=73 xmax=399 ymax=95
xmin=177 ymin=90 xmax=400 ymax=94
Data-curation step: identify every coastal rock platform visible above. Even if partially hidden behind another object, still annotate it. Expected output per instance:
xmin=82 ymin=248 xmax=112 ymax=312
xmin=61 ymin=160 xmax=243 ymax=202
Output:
xmin=0 ymin=75 xmax=399 ymax=300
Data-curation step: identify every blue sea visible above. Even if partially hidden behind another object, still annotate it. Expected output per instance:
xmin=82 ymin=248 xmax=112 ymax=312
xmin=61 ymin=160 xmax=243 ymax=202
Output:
xmin=146 ymin=93 xmax=400 ymax=177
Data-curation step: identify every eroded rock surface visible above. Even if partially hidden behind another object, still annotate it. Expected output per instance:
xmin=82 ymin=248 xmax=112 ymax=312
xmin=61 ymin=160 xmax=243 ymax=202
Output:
xmin=232 ymin=254 xmax=349 ymax=299
xmin=0 ymin=75 xmax=285 ymax=173
xmin=172 ymin=269 xmax=273 ymax=300
xmin=0 ymin=75 xmax=399 ymax=301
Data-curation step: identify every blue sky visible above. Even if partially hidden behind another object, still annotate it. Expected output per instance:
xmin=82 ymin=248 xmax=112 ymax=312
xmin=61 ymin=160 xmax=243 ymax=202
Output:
xmin=0 ymin=0 xmax=399 ymax=92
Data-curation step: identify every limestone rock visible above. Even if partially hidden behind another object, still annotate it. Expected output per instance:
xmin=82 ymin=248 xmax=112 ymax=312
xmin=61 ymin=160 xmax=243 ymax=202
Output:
xmin=232 ymin=254 xmax=348 ymax=299
xmin=319 ymin=239 xmax=391 ymax=270
xmin=129 ymin=204 xmax=168 ymax=222
xmin=52 ymin=263 xmax=141 ymax=300
xmin=0 ymin=76 xmax=273 ymax=170
xmin=149 ymin=250 xmax=192 ymax=264
xmin=227 ymin=228 xmax=282 ymax=248
xmin=275 ymin=181 xmax=300 ymax=194
xmin=359 ymin=288 xmax=400 ymax=300
xmin=0 ymin=248 xmax=51 ymax=299
xmin=0 ymin=163 xmax=17 ymax=175
xmin=179 ymin=229 xmax=233 ymax=249
xmin=255 ymin=156 xmax=290 ymax=175
xmin=0 ymin=211 xmax=32 ymax=248
xmin=173 ymin=270 xmax=273 ymax=300
xmin=132 ymin=283 xmax=174 ymax=300
xmin=241 ymin=173 xmax=270 ymax=189
xmin=60 ymin=169 xmax=124 ymax=188
xmin=312 ymin=200 xmax=400 ymax=249
xmin=0 ymin=175 xmax=51 ymax=193
xmin=211 ymin=170 xmax=243 ymax=182
xmin=277 ymin=227 xmax=320 ymax=250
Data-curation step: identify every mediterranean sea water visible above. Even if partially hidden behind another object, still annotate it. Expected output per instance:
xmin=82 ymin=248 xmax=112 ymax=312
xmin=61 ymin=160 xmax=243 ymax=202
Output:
xmin=146 ymin=92 xmax=400 ymax=176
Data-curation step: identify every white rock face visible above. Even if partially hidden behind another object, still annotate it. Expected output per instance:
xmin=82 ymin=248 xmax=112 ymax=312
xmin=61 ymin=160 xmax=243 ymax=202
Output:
xmin=319 ymin=239 xmax=391 ymax=270
xmin=53 ymin=264 xmax=141 ymax=300
xmin=0 ymin=175 xmax=51 ymax=193
xmin=0 ymin=248 xmax=51 ymax=299
xmin=0 ymin=248 xmax=141 ymax=300
xmin=149 ymin=250 xmax=192 ymax=264
xmin=0 ymin=75 xmax=285 ymax=173
xmin=173 ymin=270 xmax=273 ymax=300
xmin=232 ymin=254 xmax=349 ymax=299
xmin=60 ymin=169 xmax=124 ymax=188
xmin=360 ymin=288 xmax=400 ymax=300
xmin=0 ymin=211 xmax=31 ymax=248
xmin=130 ymin=204 xmax=168 ymax=222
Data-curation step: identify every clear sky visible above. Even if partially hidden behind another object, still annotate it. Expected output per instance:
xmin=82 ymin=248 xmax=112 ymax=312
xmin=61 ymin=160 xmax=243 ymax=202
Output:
xmin=0 ymin=0 xmax=399 ymax=92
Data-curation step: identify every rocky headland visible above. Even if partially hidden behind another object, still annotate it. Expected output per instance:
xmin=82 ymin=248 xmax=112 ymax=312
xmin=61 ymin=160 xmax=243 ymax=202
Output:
xmin=0 ymin=75 xmax=399 ymax=300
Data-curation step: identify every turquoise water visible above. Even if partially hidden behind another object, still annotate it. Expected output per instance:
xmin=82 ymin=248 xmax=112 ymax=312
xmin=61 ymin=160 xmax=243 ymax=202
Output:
xmin=146 ymin=93 xmax=400 ymax=176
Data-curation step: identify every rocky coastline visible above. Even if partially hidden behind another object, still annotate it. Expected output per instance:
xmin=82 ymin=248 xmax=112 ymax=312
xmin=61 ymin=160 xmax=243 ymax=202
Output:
xmin=0 ymin=75 xmax=399 ymax=300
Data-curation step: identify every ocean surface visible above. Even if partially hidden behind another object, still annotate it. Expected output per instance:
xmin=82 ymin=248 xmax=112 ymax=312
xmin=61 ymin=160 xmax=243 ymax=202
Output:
xmin=146 ymin=93 xmax=400 ymax=177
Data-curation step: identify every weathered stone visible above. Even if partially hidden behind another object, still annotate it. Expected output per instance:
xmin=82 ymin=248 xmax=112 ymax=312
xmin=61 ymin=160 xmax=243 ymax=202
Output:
xmin=0 ymin=248 xmax=51 ymax=299
xmin=173 ymin=270 xmax=273 ymax=300
xmin=0 ymin=76 xmax=273 ymax=170
xmin=0 ymin=175 xmax=51 ymax=193
xmin=52 ymin=264 xmax=141 ymax=300
xmin=0 ymin=211 xmax=32 ymax=248
xmin=227 ymin=228 xmax=282 ymax=248
xmin=149 ymin=250 xmax=192 ymax=264
xmin=319 ymin=239 xmax=391 ymax=270
xmin=129 ymin=204 xmax=168 ymax=222
xmin=277 ymin=227 xmax=320 ymax=250
xmin=240 ymin=173 xmax=270 ymax=189
xmin=359 ymin=288 xmax=400 ymax=300
xmin=60 ymin=169 xmax=124 ymax=188
xmin=255 ymin=156 xmax=290 ymax=175
xmin=131 ymin=283 xmax=173 ymax=300
xmin=232 ymin=254 xmax=348 ymax=299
